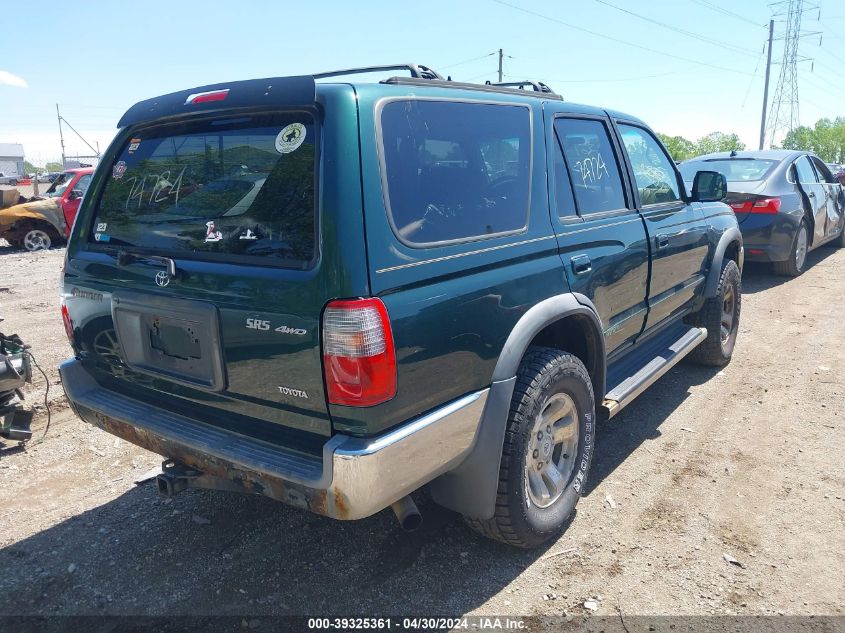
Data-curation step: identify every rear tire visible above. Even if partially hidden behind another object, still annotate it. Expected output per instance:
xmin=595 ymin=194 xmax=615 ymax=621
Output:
xmin=464 ymin=347 xmax=595 ymax=549
xmin=687 ymin=259 xmax=741 ymax=367
xmin=773 ymin=220 xmax=809 ymax=276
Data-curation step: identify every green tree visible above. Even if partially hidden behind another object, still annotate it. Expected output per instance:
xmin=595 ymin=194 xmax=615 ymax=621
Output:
xmin=657 ymin=133 xmax=696 ymax=161
xmin=694 ymin=132 xmax=746 ymax=156
xmin=779 ymin=117 xmax=845 ymax=162
xmin=45 ymin=161 xmax=63 ymax=172
xmin=23 ymin=160 xmax=42 ymax=174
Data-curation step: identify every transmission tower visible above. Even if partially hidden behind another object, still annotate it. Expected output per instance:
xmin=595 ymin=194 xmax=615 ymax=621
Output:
xmin=764 ymin=0 xmax=808 ymax=148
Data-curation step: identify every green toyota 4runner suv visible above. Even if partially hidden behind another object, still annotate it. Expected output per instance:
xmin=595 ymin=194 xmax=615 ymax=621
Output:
xmin=60 ymin=64 xmax=742 ymax=548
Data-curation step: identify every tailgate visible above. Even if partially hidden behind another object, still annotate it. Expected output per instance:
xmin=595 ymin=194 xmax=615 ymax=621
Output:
xmin=62 ymin=78 xmax=366 ymax=442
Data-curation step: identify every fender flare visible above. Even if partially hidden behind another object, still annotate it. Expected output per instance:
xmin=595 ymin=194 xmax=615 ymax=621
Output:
xmin=430 ymin=293 xmax=605 ymax=520
xmin=704 ymin=227 xmax=743 ymax=298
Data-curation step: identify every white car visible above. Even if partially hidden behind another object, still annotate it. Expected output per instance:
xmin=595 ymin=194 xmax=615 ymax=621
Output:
xmin=0 ymin=172 xmax=21 ymax=186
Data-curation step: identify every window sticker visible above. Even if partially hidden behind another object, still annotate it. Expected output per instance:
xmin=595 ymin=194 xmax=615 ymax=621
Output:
xmin=127 ymin=138 xmax=142 ymax=154
xmin=112 ymin=161 xmax=127 ymax=180
xmin=239 ymin=229 xmax=258 ymax=241
xmin=275 ymin=123 xmax=306 ymax=154
xmin=204 ymin=220 xmax=223 ymax=243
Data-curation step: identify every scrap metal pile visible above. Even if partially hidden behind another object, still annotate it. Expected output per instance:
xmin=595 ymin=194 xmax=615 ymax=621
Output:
xmin=0 ymin=324 xmax=33 ymax=446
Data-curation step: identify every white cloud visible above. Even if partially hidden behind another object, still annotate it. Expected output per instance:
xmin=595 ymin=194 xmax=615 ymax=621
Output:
xmin=0 ymin=70 xmax=27 ymax=88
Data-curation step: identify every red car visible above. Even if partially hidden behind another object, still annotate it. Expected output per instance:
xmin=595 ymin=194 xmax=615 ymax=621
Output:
xmin=42 ymin=167 xmax=95 ymax=236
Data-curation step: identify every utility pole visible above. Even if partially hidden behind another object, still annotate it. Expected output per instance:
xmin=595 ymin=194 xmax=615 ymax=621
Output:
xmin=759 ymin=19 xmax=775 ymax=150
xmin=498 ymin=48 xmax=503 ymax=83
xmin=56 ymin=103 xmax=66 ymax=169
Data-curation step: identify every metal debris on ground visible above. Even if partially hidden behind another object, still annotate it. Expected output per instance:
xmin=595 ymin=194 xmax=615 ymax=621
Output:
xmin=0 ymin=326 xmax=33 ymax=449
xmin=723 ymin=552 xmax=746 ymax=568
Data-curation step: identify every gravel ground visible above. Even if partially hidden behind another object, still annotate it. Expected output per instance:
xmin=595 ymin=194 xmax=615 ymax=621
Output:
xmin=0 ymin=244 xmax=842 ymax=619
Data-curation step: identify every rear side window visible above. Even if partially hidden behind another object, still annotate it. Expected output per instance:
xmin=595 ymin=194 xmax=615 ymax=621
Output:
xmin=380 ymin=100 xmax=531 ymax=245
xmin=618 ymin=124 xmax=681 ymax=205
xmin=91 ymin=112 xmax=317 ymax=268
xmin=810 ymin=156 xmax=836 ymax=184
xmin=794 ymin=156 xmax=818 ymax=184
xmin=553 ymin=118 xmax=626 ymax=215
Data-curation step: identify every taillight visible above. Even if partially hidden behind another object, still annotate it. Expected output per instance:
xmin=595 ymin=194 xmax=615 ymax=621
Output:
xmin=730 ymin=198 xmax=781 ymax=214
xmin=184 ymin=89 xmax=229 ymax=105
xmin=61 ymin=303 xmax=74 ymax=346
xmin=750 ymin=198 xmax=781 ymax=214
xmin=729 ymin=200 xmax=753 ymax=213
xmin=322 ymin=298 xmax=396 ymax=407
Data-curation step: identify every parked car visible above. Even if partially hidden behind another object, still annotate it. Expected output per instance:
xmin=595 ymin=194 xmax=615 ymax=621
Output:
xmin=0 ymin=172 xmax=21 ymax=186
xmin=0 ymin=167 xmax=93 ymax=251
xmin=36 ymin=172 xmax=53 ymax=183
xmin=59 ymin=64 xmax=742 ymax=548
xmin=680 ymin=151 xmax=845 ymax=276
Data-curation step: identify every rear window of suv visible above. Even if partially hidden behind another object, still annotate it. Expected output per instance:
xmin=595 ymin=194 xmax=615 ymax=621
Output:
xmin=90 ymin=112 xmax=317 ymax=268
xmin=379 ymin=99 xmax=531 ymax=246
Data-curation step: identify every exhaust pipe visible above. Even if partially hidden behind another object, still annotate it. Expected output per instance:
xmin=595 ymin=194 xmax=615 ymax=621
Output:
xmin=390 ymin=495 xmax=422 ymax=532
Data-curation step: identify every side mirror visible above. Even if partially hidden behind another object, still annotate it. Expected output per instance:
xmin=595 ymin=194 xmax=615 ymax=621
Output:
xmin=69 ymin=189 xmax=83 ymax=201
xmin=691 ymin=170 xmax=727 ymax=202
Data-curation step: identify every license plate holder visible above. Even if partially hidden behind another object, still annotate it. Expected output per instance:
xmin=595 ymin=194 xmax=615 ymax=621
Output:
xmin=111 ymin=291 xmax=226 ymax=391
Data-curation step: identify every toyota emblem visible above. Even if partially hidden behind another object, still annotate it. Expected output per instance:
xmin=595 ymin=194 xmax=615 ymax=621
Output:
xmin=155 ymin=270 xmax=170 ymax=287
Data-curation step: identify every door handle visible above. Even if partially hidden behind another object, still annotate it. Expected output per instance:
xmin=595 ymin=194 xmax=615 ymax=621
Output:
xmin=808 ymin=192 xmax=816 ymax=198
xmin=571 ymin=255 xmax=592 ymax=275
xmin=657 ymin=234 xmax=670 ymax=249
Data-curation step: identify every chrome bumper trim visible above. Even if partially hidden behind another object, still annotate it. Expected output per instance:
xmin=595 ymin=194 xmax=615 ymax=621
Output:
xmin=60 ymin=359 xmax=489 ymax=520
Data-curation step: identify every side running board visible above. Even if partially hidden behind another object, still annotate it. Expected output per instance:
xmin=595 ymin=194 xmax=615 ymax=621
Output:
xmin=601 ymin=325 xmax=707 ymax=419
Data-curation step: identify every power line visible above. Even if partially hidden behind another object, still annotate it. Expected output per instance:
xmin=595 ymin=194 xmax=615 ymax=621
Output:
xmin=504 ymin=68 xmax=690 ymax=84
xmin=691 ymin=0 xmax=768 ymax=27
xmin=741 ymin=41 xmax=768 ymax=109
xmin=440 ymin=52 xmax=497 ymax=70
xmin=593 ymin=0 xmax=761 ymax=58
xmin=492 ymin=0 xmax=757 ymax=77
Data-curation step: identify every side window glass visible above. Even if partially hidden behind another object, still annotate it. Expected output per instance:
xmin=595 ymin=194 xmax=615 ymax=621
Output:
xmin=794 ymin=156 xmax=818 ymax=184
xmin=618 ymin=124 xmax=681 ymax=205
xmin=553 ymin=118 xmax=626 ymax=215
xmin=551 ymin=131 xmax=577 ymax=218
xmin=75 ymin=174 xmax=92 ymax=194
xmin=810 ymin=156 xmax=835 ymax=184
xmin=380 ymin=100 xmax=531 ymax=245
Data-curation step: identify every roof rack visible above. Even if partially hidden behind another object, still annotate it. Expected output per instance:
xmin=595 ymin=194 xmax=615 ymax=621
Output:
xmin=313 ymin=64 xmax=444 ymax=81
xmin=383 ymin=76 xmax=563 ymax=101
xmin=485 ymin=80 xmax=557 ymax=95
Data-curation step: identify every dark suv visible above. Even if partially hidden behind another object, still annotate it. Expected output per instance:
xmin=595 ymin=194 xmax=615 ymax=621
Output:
xmin=59 ymin=65 xmax=743 ymax=548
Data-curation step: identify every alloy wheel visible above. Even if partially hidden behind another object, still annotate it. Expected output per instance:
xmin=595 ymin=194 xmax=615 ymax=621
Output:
xmin=525 ymin=392 xmax=580 ymax=508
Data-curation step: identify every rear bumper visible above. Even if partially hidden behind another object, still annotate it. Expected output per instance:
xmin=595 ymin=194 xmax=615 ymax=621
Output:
xmin=60 ymin=359 xmax=488 ymax=520
xmin=740 ymin=214 xmax=798 ymax=262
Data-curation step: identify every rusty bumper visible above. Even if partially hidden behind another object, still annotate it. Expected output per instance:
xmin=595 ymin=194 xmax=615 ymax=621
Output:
xmin=60 ymin=359 xmax=488 ymax=520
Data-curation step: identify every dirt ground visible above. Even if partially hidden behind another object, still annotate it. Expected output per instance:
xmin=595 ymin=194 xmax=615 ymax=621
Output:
xmin=0 ymin=243 xmax=842 ymax=619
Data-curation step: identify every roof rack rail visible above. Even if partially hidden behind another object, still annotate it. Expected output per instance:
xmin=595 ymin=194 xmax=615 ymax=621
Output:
xmin=485 ymin=80 xmax=557 ymax=95
xmin=313 ymin=64 xmax=444 ymax=81
xmin=382 ymin=76 xmax=563 ymax=101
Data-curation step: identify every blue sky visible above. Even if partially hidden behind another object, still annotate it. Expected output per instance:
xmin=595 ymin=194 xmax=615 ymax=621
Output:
xmin=2 ymin=0 xmax=844 ymax=165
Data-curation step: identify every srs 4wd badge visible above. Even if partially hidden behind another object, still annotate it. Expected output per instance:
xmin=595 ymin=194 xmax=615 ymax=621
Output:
xmin=245 ymin=318 xmax=306 ymax=336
